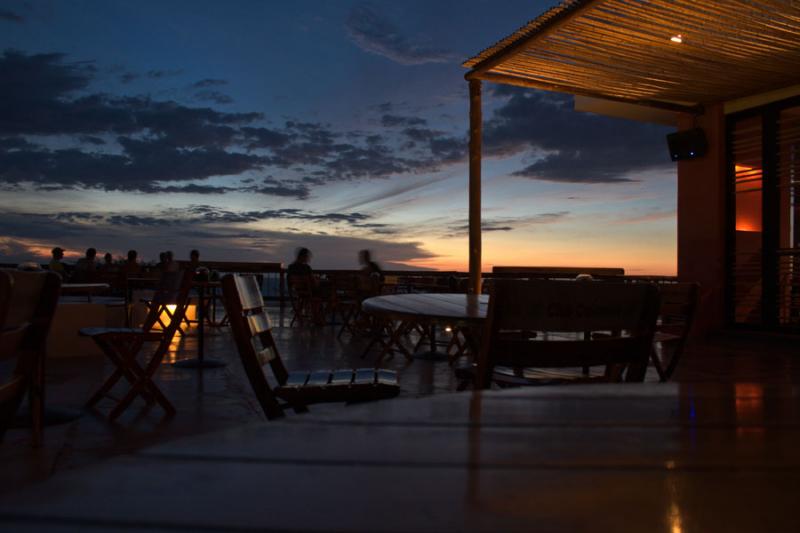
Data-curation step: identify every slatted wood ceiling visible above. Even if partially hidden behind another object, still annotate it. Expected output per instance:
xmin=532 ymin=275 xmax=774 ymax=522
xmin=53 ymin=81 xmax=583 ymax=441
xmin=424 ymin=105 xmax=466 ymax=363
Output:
xmin=464 ymin=0 xmax=800 ymax=112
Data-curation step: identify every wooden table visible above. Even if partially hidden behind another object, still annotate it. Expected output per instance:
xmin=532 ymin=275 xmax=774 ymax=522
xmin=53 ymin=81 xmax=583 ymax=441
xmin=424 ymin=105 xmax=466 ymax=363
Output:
xmin=3 ymin=383 xmax=799 ymax=531
xmin=362 ymin=293 xmax=488 ymax=361
xmin=174 ymin=281 xmax=226 ymax=369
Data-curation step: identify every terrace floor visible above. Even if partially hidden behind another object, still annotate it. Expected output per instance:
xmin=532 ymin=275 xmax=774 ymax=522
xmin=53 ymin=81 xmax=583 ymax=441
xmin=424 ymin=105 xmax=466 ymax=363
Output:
xmin=1 ymin=304 xmax=800 ymax=531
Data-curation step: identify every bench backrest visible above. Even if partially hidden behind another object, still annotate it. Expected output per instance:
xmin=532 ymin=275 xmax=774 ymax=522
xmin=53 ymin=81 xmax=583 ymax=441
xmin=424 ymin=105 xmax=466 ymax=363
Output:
xmin=491 ymin=266 xmax=625 ymax=278
xmin=476 ymin=279 xmax=659 ymax=388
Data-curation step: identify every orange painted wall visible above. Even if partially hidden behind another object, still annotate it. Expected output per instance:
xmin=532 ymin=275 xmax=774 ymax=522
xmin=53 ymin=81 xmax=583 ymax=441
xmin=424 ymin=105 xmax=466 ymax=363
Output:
xmin=677 ymin=104 xmax=727 ymax=333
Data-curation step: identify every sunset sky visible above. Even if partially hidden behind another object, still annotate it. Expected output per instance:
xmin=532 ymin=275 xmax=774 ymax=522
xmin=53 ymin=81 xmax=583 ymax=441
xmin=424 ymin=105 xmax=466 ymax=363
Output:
xmin=0 ymin=0 xmax=677 ymax=274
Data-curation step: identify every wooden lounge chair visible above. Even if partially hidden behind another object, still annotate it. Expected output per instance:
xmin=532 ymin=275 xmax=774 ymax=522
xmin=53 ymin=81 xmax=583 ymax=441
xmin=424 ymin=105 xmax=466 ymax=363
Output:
xmin=222 ymin=274 xmax=400 ymax=420
xmin=0 ymin=270 xmax=61 ymax=446
xmin=470 ymin=279 xmax=660 ymax=389
xmin=81 ymin=269 xmax=193 ymax=420
xmin=651 ymin=282 xmax=699 ymax=382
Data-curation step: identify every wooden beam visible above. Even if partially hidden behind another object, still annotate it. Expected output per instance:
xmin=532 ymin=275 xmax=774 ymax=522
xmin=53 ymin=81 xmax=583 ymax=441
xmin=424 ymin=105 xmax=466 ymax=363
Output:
xmin=473 ymin=71 xmax=702 ymax=115
xmin=466 ymin=0 xmax=602 ymax=77
xmin=468 ymin=79 xmax=482 ymax=295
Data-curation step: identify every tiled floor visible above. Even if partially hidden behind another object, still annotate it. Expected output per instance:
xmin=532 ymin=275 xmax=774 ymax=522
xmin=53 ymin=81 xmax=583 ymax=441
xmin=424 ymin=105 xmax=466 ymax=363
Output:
xmin=1 ymin=305 xmax=800 ymax=531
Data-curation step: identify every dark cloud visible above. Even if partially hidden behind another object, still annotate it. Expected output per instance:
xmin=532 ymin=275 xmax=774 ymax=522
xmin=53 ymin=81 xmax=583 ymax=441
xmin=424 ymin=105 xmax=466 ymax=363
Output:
xmin=0 ymin=137 xmax=34 ymax=150
xmin=345 ymin=4 xmax=454 ymax=65
xmin=194 ymin=90 xmax=233 ymax=105
xmin=152 ymin=184 xmax=236 ymax=195
xmin=192 ymin=78 xmax=227 ymax=88
xmin=121 ymin=69 xmax=181 ymax=83
xmin=484 ymin=86 xmax=672 ymax=184
xmin=381 ymin=114 xmax=427 ymax=127
xmin=0 ymin=138 xmax=266 ymax=192
xmin=0 ymin=210 xmax=435 ymax=268
xmin=0 ymin=50 xmax=468 ymax=197
xmin=0 ymin=9 xmax=23 ymax=23
xmin=119 ymin=72 xmax=138 ymax=83
xmin=240 ymin=126 xmax=293 ymax=149
xmin=447 ymin=212 xmax=570 ymax=235
xmin=247 ymin=178 xmax=310 ymax=200
xmin=79 ymin=135 xmax=105 ymax=145
xmin=184 ymin=205 xmax=371 ymax=225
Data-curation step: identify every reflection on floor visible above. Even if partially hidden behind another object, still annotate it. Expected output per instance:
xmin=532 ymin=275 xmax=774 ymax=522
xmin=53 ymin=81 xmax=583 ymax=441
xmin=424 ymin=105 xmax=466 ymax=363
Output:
xmin=2 ymin=302 xmax=800 ymax=530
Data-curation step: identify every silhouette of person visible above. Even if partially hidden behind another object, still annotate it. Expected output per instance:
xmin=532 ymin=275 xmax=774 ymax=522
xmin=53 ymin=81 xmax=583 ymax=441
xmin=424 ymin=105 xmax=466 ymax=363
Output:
xmin=48 ymin=247 xmax=67 ymax=279
xmin=101 ymin=252 xmax=118 ymax=272
xmin=189 ymin=249 xmax=200 ymax=269
xmin=287 ymin=247 xmax=313 ymax=280
xmin=122 ymin=249 xmax=141 ymax=276
xmin=163 ymin=250 xmax=179 ymax=272
xmin=359 ymin=249 xmax=383 ymax=281
xmin=73 ymin=247 xmax=97 ymax=282
xmin=358 ymin=249 xmax=383 ymax=293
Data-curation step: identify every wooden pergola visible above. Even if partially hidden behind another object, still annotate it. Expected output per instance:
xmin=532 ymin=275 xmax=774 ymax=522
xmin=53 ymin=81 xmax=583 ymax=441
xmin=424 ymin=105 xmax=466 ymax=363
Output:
xmin=462 ymin=0 xmax=800 ymax=294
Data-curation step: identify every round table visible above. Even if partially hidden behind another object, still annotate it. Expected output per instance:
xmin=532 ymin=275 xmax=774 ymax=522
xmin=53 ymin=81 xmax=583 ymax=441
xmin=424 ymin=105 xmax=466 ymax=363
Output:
xmin=362 ymin=293 xmax=488 ymax=360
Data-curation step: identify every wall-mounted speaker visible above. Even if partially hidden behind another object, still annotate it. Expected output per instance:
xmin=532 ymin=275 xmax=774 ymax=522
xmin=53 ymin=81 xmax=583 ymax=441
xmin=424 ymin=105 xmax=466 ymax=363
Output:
xmin=667 ymin=128 xmax=707 ymax=161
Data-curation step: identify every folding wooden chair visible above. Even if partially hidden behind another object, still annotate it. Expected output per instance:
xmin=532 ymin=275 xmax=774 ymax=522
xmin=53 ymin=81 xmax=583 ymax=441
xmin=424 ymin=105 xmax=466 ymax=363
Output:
xmin=81 ymin=269 xmax=193 ymax=420
xmin=222 ymin=274 xmax=400 ymax=420
xmin=466 ymin=280 xmax=660 ymax=389
xmin=651 ymin=282 xmax=699 ymax=382
xmin=0 ymin=270 xmax=61 ymax=446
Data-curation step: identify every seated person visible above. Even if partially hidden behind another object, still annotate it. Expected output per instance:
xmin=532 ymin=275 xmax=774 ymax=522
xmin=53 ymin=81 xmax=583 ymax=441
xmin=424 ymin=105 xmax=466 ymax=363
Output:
xmin=358 ymin=249 xmax=383 ymax=294
xmin=48 ymin=246 xmax=67 ymax=279
xmin=100 ymin=252 xmax=118 ymax=273
xmin=72 ymin=247 xmax=98 ymax=282
xmin=121 ymin=249 xmax=141 ymax=276
xmin=287 ymin=247 xmax=314 ymax=281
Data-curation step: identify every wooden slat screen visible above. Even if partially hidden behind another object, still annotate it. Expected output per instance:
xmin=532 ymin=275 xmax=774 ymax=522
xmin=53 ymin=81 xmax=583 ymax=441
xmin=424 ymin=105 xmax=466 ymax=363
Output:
xmin=777 ymin=106 xmax=800 ymax=325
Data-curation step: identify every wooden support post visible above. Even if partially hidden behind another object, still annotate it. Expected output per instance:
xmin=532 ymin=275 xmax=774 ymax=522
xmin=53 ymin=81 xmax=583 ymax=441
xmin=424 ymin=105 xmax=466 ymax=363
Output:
xmin=468 ymin=79 xmax=482 ymax=295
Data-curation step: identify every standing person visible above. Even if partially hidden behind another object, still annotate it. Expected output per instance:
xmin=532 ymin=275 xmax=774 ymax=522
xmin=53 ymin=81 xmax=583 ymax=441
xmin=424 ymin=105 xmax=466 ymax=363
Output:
xmin=48 ymin=247 xmax=67 ymax=279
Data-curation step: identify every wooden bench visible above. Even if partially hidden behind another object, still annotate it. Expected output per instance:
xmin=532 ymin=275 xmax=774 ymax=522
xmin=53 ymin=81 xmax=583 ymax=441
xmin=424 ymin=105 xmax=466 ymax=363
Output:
xmin=472 ymin=279 xmax=660 ymax=389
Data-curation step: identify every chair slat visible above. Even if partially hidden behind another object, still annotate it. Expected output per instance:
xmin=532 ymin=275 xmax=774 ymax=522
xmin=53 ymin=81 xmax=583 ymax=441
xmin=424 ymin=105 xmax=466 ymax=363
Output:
xmin=285 ymin=371 xmax=309 ymax=387
xmin=246 ymin=312 xmax=271 ymax=335
xmin=234 ymin=275 xmax=264 ymax=311
xmin=376 ymin=369 xmax=398 ymax=385
xmin=255 ymin=346 xmax=277 ymax=366
xmin=353 ymin=368 xmax=376 ymax=385
xmin=330 ymin=369 xmax=354 ymax=386
xmin=305 ymin=370 xmax=332 ymax=387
